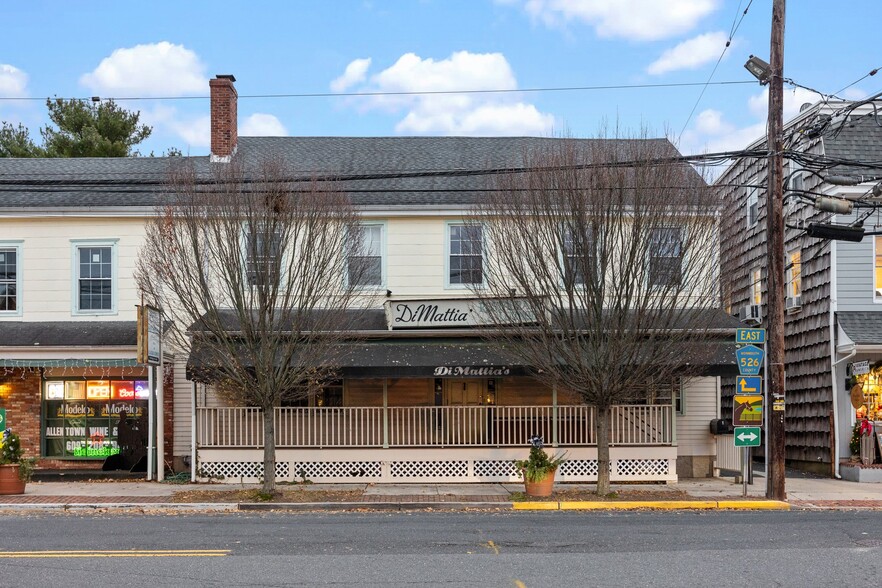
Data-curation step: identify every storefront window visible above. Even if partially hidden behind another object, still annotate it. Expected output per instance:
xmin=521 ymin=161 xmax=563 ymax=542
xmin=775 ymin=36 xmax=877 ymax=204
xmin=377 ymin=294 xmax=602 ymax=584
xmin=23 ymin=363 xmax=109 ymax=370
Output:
xmin=43 ymin=379 xmax=149 ymax=459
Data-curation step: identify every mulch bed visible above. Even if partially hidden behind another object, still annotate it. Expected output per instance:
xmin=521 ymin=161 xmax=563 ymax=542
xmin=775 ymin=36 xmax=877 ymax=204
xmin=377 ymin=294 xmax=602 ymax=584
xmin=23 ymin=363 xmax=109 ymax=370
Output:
xmin=171 ymin=488 xmax=365 ymax=503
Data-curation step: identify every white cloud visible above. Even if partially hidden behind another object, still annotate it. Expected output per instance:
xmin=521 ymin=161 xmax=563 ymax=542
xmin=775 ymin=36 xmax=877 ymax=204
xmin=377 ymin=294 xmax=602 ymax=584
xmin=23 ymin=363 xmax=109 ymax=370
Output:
xmin=647 ymin=31 xmax=730 ymax=75
xmin=240 ymin=113 xmax=287 ymax=136
xmin=142 ymin=105 xmax=210 ymax=148
xmin=332 ymin=51 xmax=555 ymax=136
xmin=330 ymin=58 xmax=372 ymax=92
xmin=504 ymin=0 xmax=719 ymax=41
xmin=681 ymin=87 xmax=825 ymax=160
xmin=80 ymin=42 xmax=207 ymax=97
xmin=0 ymin=64 xmax=28 ymax=98
xmin=748 ymin=86 xmax=823 ymax=120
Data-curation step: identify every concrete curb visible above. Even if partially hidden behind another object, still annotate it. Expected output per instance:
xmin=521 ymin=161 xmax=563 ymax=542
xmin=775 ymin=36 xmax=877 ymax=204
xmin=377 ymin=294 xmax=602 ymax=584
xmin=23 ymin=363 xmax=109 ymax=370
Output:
xmin=239 ymin=501 xmax=509 ymax=512
xmin=0 ymin=500 xmax=794 ymax=513
xmin=0 ymin=503 xmax=239 ymax=512
xmin=514 ymin=500 xmax=791 ymax=511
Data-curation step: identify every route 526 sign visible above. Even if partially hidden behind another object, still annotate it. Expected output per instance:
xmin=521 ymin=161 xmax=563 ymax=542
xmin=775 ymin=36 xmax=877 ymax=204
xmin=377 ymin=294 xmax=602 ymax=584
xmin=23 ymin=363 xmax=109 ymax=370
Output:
xmin=735 ymin=345 xmax=764 ymax=376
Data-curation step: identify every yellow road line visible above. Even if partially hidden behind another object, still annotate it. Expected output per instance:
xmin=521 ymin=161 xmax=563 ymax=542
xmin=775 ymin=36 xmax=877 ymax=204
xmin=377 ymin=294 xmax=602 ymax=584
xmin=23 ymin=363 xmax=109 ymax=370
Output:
xmin=484 ymin=540 xmax=500 ymax=555
xmin=0 ymin=549 xmax=230 ymax=558
xmin=513 ymin=580 xmax=528 ymax=588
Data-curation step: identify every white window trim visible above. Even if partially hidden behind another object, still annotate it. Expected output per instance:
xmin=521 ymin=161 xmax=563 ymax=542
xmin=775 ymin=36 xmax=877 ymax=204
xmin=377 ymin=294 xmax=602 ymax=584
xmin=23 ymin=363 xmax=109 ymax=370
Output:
xmin=444 ymin=221 xmax=486 ymax=290
xmin=746 ymin=188 xmax=759 ymax=228
xmin=787 ymin=158 xmax=805 ymax=194
xmin=559 ymin=226 xmax=596 ymax=289
xmin=874 ymin=236 xmax=882 ymax=303
xmin=750 ymin=267 xmax=762 ymax=306
xmin=785 ymin=248 xmax=802 ymax=298
xmin=70 ymin=239 xmax=118 ymax=316
xmin=241 ymin=223 xmax=288 ymax=288
xmin=675 ymin=380 xmax=686 ymax=416
xmin=0 ymin=241 xmax=23 ymax=317
xmin=647 ymin=226 xmax=687 ymax=288
xmin=346 ymin=221 xmax=387 ymax=290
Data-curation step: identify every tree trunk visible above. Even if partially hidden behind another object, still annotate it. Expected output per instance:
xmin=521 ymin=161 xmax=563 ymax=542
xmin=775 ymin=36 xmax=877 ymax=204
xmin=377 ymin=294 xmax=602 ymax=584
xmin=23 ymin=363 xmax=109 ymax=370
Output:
xmin=595 ymin=404 xmax=611 ymax=495
xmin=262 ymin=406 xmax=276 ymax=494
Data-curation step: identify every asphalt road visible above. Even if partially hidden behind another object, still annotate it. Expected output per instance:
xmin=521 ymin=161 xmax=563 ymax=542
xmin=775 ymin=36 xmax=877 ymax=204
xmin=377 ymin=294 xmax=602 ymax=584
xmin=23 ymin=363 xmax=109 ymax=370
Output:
xmin=0 ymin=510 xmax=880 ymax=587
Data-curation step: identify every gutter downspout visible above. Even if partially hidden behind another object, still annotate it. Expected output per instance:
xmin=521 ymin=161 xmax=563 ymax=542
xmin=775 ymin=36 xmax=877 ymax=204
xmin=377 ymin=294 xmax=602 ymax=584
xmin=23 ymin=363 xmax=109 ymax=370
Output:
xmin=829 ymin=238 xmax=842 ymax=479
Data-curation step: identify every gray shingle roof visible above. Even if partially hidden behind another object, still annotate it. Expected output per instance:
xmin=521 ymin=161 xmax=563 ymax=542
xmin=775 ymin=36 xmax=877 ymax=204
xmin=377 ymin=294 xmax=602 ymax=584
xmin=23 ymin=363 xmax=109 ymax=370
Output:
xmin=0 ymin=321 xmax=138 ymax=347
xmin=0 ymin=136 xmax=698 ymax=209
xmin=837 ymin=311 xmax=882 ymax=346
xmin=823 ymin=114 xmax=882 ymax=176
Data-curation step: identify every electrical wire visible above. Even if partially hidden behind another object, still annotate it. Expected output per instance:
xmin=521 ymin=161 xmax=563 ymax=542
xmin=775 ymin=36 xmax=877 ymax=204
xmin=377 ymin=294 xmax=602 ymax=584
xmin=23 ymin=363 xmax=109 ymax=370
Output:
xmin=0 ymin=80 xmax=758 ymax=102
xmin=676 ymin=0 xmax=754 ymax=143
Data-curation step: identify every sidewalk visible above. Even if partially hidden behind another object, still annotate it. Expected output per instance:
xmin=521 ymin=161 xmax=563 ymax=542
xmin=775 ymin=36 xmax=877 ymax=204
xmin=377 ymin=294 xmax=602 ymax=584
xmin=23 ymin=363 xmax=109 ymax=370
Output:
xmin=1 ymin=474 xmax=881 ymax=511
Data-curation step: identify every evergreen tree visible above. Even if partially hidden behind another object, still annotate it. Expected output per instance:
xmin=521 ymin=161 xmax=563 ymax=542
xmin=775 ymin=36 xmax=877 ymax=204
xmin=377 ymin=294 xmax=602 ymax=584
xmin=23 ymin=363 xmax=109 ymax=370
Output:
xmin=0 ymin=98 xmax=152 ymax=157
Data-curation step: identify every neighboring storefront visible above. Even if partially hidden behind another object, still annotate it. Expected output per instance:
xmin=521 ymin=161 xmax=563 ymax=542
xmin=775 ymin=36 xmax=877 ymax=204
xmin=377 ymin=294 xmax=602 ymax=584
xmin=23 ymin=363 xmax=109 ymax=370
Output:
xmin=42 ymin=378 xmax=149 ymax=459
xmin=0 ymin=321 xmax=166 ymax=470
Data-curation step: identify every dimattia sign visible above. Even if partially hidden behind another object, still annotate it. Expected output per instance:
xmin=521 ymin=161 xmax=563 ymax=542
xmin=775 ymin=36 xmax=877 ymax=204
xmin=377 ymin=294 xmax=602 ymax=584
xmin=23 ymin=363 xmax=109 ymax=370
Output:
xmin=433 ymin=366 xmax=511 ymax=377
xmin=384 ymin=297 xmax=535 ymax=329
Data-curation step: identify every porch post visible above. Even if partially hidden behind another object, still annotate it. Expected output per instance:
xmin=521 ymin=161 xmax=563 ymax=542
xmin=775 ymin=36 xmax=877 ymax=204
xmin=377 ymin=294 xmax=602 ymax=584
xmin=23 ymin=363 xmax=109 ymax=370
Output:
xmin=671 ymin=402 xmax=677 ymax=446
xmin=382 ymin=378 xmax=389 ymax=449
xmin=190 ymin=381 xmax=197 ymax=483
xmin=552 ymin=383 xmax=559 ymax=447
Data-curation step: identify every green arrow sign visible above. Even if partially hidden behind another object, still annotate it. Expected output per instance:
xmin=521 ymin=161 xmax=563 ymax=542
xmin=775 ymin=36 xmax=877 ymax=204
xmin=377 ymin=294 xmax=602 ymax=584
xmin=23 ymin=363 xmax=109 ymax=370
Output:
xmin=734 ymin=426 xmax=761 ymax=447
xmin=0 ymin=408 xmax=5 ymax=430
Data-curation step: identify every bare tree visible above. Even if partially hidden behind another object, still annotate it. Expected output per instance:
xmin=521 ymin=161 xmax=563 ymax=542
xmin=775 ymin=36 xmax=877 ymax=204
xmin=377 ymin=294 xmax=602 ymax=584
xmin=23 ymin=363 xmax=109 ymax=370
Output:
xmin=137 ymin=157 xmax=373 ymax=493
xmin=474 ymin=133 xmax=721 ymax=495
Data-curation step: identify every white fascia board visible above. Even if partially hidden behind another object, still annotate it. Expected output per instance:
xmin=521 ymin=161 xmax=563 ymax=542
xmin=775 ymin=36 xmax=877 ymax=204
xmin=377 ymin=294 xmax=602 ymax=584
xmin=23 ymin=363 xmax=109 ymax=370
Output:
xmin=0 ymin=346 xmax=137 ymax=359
xmin=0 ymin=207 xmax=154 ymax=218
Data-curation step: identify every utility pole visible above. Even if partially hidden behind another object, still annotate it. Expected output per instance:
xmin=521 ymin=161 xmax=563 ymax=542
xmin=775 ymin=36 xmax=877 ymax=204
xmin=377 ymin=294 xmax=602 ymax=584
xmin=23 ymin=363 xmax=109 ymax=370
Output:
xmin=765 ymin=0 xmax=787 ymax=501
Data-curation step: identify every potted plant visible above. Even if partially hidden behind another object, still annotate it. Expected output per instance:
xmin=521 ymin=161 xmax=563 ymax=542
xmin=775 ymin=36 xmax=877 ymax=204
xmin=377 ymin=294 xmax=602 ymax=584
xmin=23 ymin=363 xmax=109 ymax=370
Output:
xmin=515 ymin=436 xmax=566 ymax=497
xmin=0 ymin=428 xmax=35 ymax=495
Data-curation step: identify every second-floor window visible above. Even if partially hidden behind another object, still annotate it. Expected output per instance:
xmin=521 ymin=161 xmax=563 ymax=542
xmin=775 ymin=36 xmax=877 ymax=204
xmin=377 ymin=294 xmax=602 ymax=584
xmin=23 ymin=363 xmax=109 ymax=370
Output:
xmin=786 ymin=249 xmax=802 ymax=298
xmin=0 ymin=245 xmax=20 ymax=314
xmin=648 ymin=227 xmax=683 ymax=287
xmin=746 ymin=189 xmax=759 ymax=228
xmin=246 ymin=228 xmax=281 ymax=286
xmin=750 ymin=267 xmax=762 ymax=305
xmin=75 ymin=243 xmax=115 ymax=313
xmin=448 ymin=223 xmax=483 ymax=286
xmin=348 ymin=223 xmax=384 ymax=287
xmin=562 ymin=227 xmax=595 ymax=287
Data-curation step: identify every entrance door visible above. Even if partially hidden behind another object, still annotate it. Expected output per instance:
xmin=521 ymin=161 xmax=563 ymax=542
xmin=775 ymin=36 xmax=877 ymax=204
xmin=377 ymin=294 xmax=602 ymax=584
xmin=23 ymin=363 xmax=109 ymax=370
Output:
xmin=446 ymin=380 xmax=483 ymax=406
xmin=445 ymin=380 xmax=485 ymax=444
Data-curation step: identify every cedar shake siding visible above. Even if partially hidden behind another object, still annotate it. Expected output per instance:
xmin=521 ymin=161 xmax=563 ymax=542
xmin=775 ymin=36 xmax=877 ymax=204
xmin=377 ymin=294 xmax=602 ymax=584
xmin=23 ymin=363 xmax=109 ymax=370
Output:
xmin=717 ymin=111 xmax=834 ymax=469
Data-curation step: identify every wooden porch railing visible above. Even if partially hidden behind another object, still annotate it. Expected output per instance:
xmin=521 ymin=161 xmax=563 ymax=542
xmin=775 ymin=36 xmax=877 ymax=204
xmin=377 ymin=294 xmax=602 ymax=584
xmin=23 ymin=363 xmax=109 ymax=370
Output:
xmin=195 ymin=404 xmax=673 ymax=448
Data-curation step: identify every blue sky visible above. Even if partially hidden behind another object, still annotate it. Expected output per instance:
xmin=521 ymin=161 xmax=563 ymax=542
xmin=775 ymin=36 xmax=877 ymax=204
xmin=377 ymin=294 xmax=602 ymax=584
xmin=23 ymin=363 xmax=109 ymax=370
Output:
xmin=1 ymin=1 xmax=879 ymax=159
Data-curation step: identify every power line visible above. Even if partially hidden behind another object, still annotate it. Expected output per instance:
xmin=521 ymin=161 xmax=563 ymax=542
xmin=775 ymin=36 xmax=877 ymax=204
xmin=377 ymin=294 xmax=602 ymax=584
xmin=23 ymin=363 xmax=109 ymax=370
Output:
xmin=677 ymin=0 xmax=754 ymax=142
xmin=0 ymin=80 xmax=758 ymax=102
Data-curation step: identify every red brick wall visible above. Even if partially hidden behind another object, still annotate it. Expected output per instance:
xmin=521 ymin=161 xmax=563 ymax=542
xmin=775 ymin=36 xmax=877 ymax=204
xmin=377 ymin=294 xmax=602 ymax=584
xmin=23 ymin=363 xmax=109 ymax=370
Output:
xmin=1 ymin=369 xmax=41 ymax=459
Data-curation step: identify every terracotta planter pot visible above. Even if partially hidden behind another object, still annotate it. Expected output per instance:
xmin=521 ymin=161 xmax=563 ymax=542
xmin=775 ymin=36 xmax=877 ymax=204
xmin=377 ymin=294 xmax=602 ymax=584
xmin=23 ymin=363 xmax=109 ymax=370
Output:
xmin=0 ymin=464 xmax=26 ymax=495
xmin=523 ymin=469 xmax=557 ymax=497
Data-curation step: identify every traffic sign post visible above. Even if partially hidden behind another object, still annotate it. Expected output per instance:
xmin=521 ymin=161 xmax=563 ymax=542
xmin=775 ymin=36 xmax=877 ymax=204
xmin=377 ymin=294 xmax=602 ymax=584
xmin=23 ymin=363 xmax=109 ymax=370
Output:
xmin=735 ymin=426 xmax=762 ymax=447
xmin=734 ymin=328 xmax=766 ymax=494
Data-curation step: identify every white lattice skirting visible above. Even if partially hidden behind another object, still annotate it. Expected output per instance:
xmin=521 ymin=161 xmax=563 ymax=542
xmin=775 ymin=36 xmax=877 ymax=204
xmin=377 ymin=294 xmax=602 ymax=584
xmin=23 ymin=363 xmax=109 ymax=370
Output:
xmin=197 ymin=447 xmax=677 ymax=484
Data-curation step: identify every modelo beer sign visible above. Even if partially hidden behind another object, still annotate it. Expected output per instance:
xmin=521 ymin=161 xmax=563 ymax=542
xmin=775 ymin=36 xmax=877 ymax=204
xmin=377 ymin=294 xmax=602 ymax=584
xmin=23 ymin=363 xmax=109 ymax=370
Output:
xmin=434 ymin=366 xmax=511 ymax=377
xmin=385 ymin=298 xmax=535 ymax=329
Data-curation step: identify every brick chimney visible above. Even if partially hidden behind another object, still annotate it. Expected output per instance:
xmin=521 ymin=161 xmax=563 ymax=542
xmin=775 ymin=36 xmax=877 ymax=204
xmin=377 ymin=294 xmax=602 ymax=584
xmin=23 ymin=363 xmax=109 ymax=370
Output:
xmin=209 ymin=74 xmax=237 ymax=162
